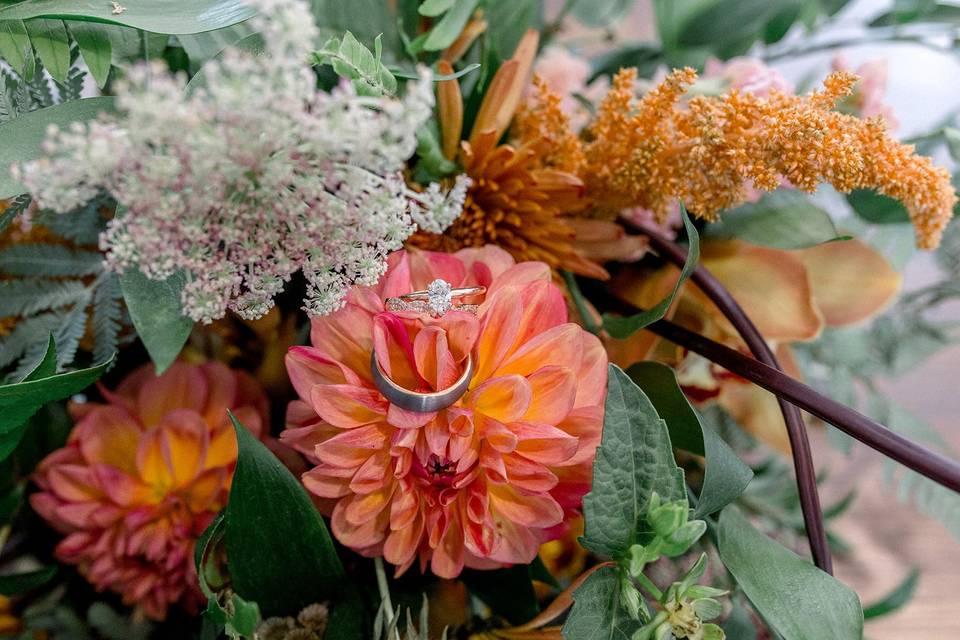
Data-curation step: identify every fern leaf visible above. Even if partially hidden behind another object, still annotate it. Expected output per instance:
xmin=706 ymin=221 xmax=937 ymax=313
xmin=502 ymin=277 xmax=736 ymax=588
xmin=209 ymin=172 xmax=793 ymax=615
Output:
xmin=0 ymin=278 xmax=88 ymax=317
xmin=0 ymin=312 xmax=61 ymax=369
xmin=34 ymin=197 xmax=105 ymax=244
xmin=0 ymin=244 xmax=103 ymax=277
xmin=25 ymin=62 xmax=55 ymax=108
xmin=0 ymin=75 xmax=17 ymax=122
xmin=55 ymin=63 xmax=85 ymax=103
xmin=51 ymin=301 xmax=89 ymax=368
xmin=91 ymin=272 xmax=122 ymax=365
xmin=0 ymin=194 xmax=32 ymax=233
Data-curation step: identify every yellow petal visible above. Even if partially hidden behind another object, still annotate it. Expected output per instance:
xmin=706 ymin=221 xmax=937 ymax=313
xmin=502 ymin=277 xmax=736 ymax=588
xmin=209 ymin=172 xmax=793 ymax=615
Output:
xmin=795 ymin=238 xmax=901 ymax=326
xmin=437 ymin=60 xmax=463 ymax=161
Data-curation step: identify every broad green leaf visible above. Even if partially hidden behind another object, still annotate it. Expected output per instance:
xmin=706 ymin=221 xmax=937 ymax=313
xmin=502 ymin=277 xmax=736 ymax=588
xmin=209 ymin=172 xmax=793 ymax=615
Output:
xmin=0 ymin=1 xmax=254 ymax=35
xmin=582 ymin=365 xmax=685 ymax=560
xmin=421 ymin=0 xmax=480 ymax=52
xmin=119 ymin=268 xmax=193 ymax=375
xmin=225 ymin=413 xmax=344 ymax=617
xmin=0 ymin=20 xmax=36 ymax=78
xmin=22 ymin=334 xmax=58 ymax=382
xmin=572 ymin=0 xmax=632 ymax=27
xmin=706 ymin=192 xmax=848 ymax=249
xmin=719 ymin=600 xmax=757 ymax=640
xmin=718 ymin=507 xmax=863 ymax=640
xmin=390 ymin=61 xmax=481 ymax=81
xmin=462 ymin=563 xmax=540 ymax=625
xmin=603 ymin=205 xmax=699 ymax=339
xmin=862 ymin=568 xmax=919 ymax=619
xmin=177 ymin=22 xmax=253 ymax=68
xmin=0 ymin=566 xmax=57 ymax=596
xmin=676 ymin=0 xmax=781 ymax=48
xmin=419 ymin=0 xmax=456 ymax=16
xmin=0 ymin=342 xmax=113 ymax=437
xmin=627 ymin=362 xmax=752 ymax=517
xmin=483 ymin=0 xmax=543 ymax=58
xmin=870 ymin=1 xmax=960 ymax=26
xmin=70 ymin=22 xmax=113 ymax=88
xmin=24 ymin=18 xmax=69 ymax=83
xmin=846 ymin=189 xmax=910 ymax=224
xmin=562 ymin=566 xmax=641 ymax=640
xmin=0 ymin=96 xmax=116 ymax=199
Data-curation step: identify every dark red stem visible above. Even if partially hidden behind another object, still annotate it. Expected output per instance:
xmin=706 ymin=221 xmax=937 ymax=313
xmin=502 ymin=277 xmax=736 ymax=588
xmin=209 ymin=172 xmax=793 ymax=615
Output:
xmin=628 ymin=221 xmax=833 ymax=573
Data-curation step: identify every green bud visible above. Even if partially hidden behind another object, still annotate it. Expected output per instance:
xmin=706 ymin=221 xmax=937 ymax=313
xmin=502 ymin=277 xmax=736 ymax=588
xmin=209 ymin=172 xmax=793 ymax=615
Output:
xmin=661 ymin=520 xmax=707 ymax=556
xmin=628 ymin=543 xmax=660 ymax=575
xmin=700 ymin=623 xmax=726 ymax=640
xmin=692 ymin=597 xmax=723 ymax=621
xmin=649 ymin=500 xmax=688 ymax=538
xmin=620 ymin=574 xmax=645 ymax=621
xmin=685 ymin=585 xmax=728 ymax=600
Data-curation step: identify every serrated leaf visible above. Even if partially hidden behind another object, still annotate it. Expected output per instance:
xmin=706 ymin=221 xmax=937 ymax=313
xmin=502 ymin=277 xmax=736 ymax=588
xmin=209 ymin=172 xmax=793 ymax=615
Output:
xmin=718 ymin=506 xmax=863 ymax=640
xmin=582 ymin=365 xmax=685 ymax=560
xmin=421 ymin=0 xmax=480 ymax=52
xmin=52 ymin=301 xmax=89 ymax=368
xmin=24 ymin=19 xmax=70 ymax=83
xmin=562 ymin=566 xmax=641 ymax=640
xmin=91 ymin=272 xmax=122 ymax=366
xmin=0 ymin=20 xmax=35 ymax=78
xmin=71 ymin=22 xmax=112 ymax=88
xmin=627 ymin=362 xmax=752 ymax=517
xmin=224 ymin=412 xmax=344 ymax=617
xmin=119 ymin=268 xmax=192 ymax=375
xmin=0 ymin=244 xmax=103 ymax=276
xmin=603 ymin=205 xmax=698 ymax=338
xmin=0 ymin=1 xmax=255 ymax=36
xmin=0 ymin=96 xmax=116 ymax=198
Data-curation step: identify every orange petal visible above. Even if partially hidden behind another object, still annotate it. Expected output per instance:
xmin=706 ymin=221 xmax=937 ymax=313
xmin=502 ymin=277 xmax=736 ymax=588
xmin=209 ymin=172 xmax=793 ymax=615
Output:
xmin=414 ymin=325 xmax=458 ymax=391
xmin=470 ymin=375 xmax=532 ymax=423
xmin=315 ymin=424 xmax=390 ymax=468
xmin=717 ymin=379 xmax=791 ymax=455
xmin=136 ymin=428 xmax=174 ymax=489
xmin=441 ymin=17 xmax=487 ymax=64
xmin=474 ymin=287 xmax=523 ymax=383
xmin=285 ymin=346 xmax=357 ymax=400
xmin=523 ymin=366 xmax=576 ymax=424
xmin=184 ymin=467 xmax=227 ymax=511
xmin=496 ymin=324 xmax=584 ymax=379
xmin=136 ymin=362 xmax=208 ymax=428
xmin=488 ymin=484 xmax=562 ymax=528
xmin=156 ymin=409 xmax=210 ymax=487
xmin=344 ymin=484 xmax=395 ymax=526
xmin=502 ymin=454 xmax=558 ymax=492
xmin=514 ymin=422 xmax=579 ymax=465
xmin=310 ymin=384 xmax=387 ymax=428
xmin=437 ymin=60 xmax=463 ymax=161
xmin=76 ymin=407 xmax=142 ymax=474
xmin=795 ymin=238 xmax=901 ymax=326
xmin=469 ymin=59 xmax=519 ymax=145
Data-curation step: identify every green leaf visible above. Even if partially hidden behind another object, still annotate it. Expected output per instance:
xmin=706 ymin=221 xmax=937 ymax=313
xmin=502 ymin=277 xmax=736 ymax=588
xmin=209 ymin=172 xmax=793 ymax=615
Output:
xmin=177 ymin=22 xmax=253 ymax=68
xmin=419 ymin=0 xmax=456 ymax=17
xmin=572 ymin=0 xmax=632 ymax=27
xmin=862 ymin=568 xmax=919 ymax=619
xmin=720 ymin=599 xmax=757 ymax=640
xmin=22 ymin=334 xmax=58 ymax=382
xmin=582 ymin=365 xmax=685 ymax=560
xmin=0 ymin=566 xmax=57 ymax=596
xmin=706 ymin=192 xmax=847 ymax=249
xmin=627 ymin=362 xmax=752 ymax=517
xmin=0 ymin=244 xmax=102 ymax=276
xmin=119 ymin=268 xmax=193 ymax=375
xmin=0 ymin=485 xmax=25 ymax=525
xmin=0 ymin=96 xmax=116 ymax=199
xmin=421 ymin=0 xmax=480 ymax=52
xmin=603 ymin=205 xmax=699 ymax=339
xmin=561 ymin=565 xmax=641 ymax=640
xmin=846 ymin=189 xmax=910 ymax=224
xmin=0 ymin=20 xmax=36 ymax=78
xmin=676 ymin=0 xmax=781 ymax=49
xmin=0 ymin=1 xmax=255 ymax=35
xmin=390 ymin=62 xmax=481 ymax=81
xmin=462 ymin=563 xmax=539 ymax=625
xmin=224 ymin=412 xmax=344 ymax=617
xmin=71 ymin=22 xmax=113 ymax=88
xmin=717 ymin=507 xmax=863 ymax=640
xmin=0 ymin=342 xmax=112 ymax=439
xmin=313 ymin=31 xmax=397 ymax=96
xmin=24 ymin=19 xmax=69 ymax=83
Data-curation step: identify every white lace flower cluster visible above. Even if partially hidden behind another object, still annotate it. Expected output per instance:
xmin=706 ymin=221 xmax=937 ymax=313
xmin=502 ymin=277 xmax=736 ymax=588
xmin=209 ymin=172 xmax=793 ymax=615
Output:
xmin=17 ymin=0 xmax=469 ymax=323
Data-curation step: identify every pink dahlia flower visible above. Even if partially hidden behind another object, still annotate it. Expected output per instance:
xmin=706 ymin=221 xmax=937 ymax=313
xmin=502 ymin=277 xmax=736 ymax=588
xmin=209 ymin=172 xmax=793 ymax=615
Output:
xmin=282 ymin=247 xmax=607 ymax=578
xmin=30 ymin=361 xmax=269 ymax=620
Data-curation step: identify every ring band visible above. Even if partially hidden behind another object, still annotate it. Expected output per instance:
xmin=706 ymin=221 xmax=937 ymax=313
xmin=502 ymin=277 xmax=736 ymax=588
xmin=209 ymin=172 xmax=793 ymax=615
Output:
xmin=370 ymin=350 xmax=473 ymax=412
xmin=398 ymin=285 xmax=486 ymax=301
xmin=384 ymin=278 xmax=486 ymax=318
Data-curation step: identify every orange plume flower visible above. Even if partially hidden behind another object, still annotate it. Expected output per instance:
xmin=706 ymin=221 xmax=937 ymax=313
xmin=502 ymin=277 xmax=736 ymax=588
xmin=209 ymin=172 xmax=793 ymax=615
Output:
xmin=282 ymin=247 xmax=607 ymax=578
xmin=30 ymin=362 xmax=269 ymax=620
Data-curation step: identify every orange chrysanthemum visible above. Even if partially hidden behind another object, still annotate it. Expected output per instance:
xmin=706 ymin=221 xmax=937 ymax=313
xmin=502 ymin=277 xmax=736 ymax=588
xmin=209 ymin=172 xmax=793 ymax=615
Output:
xmin=410 ymin=31 xmax=644 ymax=278
xmin=30 ymin=361 xmax=269 ymax=620
xmin=583 ymin=68 xmax=957 ymax=248
xmin=281 ymin=246 xmax=607 ymax=578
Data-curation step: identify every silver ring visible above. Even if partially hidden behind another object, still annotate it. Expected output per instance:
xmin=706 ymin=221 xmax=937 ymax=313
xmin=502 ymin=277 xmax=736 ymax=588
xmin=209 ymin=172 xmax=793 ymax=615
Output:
xmin=385 ymin=279 xmax=485 ymax=317
xmin=370 ymin=350 xmax=474 ymax=412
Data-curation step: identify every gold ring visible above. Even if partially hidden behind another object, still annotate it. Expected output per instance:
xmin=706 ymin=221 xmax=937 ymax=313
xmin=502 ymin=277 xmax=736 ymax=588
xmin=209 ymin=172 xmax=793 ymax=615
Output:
xmin=385 ymin=279 xmax=486 ymax=317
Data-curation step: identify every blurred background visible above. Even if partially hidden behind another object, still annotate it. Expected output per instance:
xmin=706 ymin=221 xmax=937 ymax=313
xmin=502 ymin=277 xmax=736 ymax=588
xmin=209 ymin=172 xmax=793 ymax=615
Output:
xmin=547 ymin=0 xmax=960 ymax=636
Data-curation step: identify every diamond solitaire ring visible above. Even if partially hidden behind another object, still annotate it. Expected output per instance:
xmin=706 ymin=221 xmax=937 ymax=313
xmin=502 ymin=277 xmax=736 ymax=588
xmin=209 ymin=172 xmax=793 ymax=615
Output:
xmin=384 ymin=279 xmax=486 ymax=317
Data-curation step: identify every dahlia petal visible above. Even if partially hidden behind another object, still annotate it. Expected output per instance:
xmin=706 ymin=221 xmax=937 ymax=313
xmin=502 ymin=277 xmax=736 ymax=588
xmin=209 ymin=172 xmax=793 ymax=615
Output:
xmin=558 ymin=405 xmax=604 ymax=466
xmin=430 ymin=518 xmax=466 ymax=579
xmin=309 ymin=302 xmax=376 ymax=382
xmin=184 ymin=467 xmax=227 ymax=511
xmin=383 ymin=513 xmax=424 ymax=569
xmin=92 ymin=465 xmax=148 ymax=506
xmin=349 ymin=452 xmax=392 ymax=495
xmin=199 ymin=361 xmax=238 ymax=426
xmin=373 ymin=313 xmax=423 ymax=391
xmin=474 ymin=288 xmax=523 ymax=382
xmin=514 ymin=422 xmax=579 ymax=465
xmin=408 ymin=248 xmax=468 ymax=290
xmin=454 ymin=245 xmax=515 ymax=284
xmin=315 ymin=424 xmax=390 ymax=468
xmin=513 ymin=279 xmax=569 ymax=348
xmin=76 ymin=407 xmax=142 ymax=473
xmin=485 ymin=261 xmax=552 ymax=300
xmin=488 ymin=484 xmax=563 ymax=528
xmin=387 ymin=403 xmax=437 ymax=429
xmin=424 ymin=417 xmax=451 ymax=458
xmin=574 ymin=332 xmax=608 ymax=409
xmin=502 ymin=454 xmax=559 ymax=492
xmin=477 ymin=416 xmax=519 ymax=453
xmin=302 ymin=466 xmax=353 ymax=499
xmin=413 ymin=325 xmax=458 ymax=391
xmin=157 ymin=409 xmax=210 ymax=488
xmin=487 ymin=515 xmax=542 ymax=565
xmin=285 ymin=346 xmax=359 ymax=400
xmin=390 ymin=487 xmax=420 ymax=530
xmin=310 ymin=384 xmax=387 ymax=429
xmin=47 ymin=464 xmax=100 ymax=502
xmin=523 ymin=366 xmax=576 ymax=424
xmin=495 ymin=323 xmax=584 ymax=379
xmin=332 ymin=500 xmax=386 ymax=549
xmin=470 ymin=375 xmax=532 ymax=424
xmin=345 ymin=485 xmax=395 ymax=526
xmin=137 ymin=362 xmax=208 ymax=428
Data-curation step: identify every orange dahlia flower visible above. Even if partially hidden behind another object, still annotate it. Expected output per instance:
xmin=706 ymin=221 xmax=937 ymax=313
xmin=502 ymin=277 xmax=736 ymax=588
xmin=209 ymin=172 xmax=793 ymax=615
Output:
xmin=30 ymin=361 xmax=269 ymax=620
xmin=282 ymin=246 xmax=606 ymax=578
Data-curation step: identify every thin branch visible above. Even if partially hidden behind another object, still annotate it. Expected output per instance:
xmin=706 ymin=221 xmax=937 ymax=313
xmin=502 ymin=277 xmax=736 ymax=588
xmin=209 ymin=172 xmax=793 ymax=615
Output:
xmin=627 ymin=221 xmax=833 ymax=574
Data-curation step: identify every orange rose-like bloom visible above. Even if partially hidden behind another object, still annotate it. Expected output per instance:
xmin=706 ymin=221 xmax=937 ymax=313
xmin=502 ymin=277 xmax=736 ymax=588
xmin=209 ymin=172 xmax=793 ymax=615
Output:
xmin=282 ymin=247 xmax=606 ymax=578
xmin=30 ymin=362 xmax=269 ymax=620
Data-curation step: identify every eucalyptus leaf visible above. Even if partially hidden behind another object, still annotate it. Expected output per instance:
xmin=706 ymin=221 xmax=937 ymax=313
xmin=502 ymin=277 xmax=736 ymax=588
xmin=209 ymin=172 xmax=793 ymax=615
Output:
xmin=0 ymin=0 xmax=254 ymax=35
xmin=561 ymin=566 xmax=641 ymax=640
xmin=0 ymin=96 xmax=116 ymax=199
xmin=718 ymin=507 xmax=863 ymax=640
xmin=706 ymin=192 xmax=847 ymax=249
xmin=119 ymin=268 xmax=193 ymax=375
xmin=224 ymin=412 xmax=344 ymax=617
xmin=603 ymin=205 xmax=698 ymax=339
xmin=582 ymin=365 xmax=685 ymax=560
xmin=627 ymin=362 xmax=752 ymax=517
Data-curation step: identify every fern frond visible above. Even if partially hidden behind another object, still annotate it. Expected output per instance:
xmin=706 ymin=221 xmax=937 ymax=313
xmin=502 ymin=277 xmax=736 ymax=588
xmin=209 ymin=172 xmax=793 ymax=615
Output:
xmin=0 ymin=312 xmax=61 ymax=369
xmin=55 ymin=63 xmax=85 ymax=103
xmin=91 ymin=272 xmax=122 ymax=365
xmin=0 ymin=75 xmax=17 ymax=122
xmin=0 ymin=244 xmax=103 ymax=277
xmin=51 ymin=301 xmax=89 ymax=368
xmin=34 ymin=196 xmax=105 ymax=244
xmin=25 ymin=63 xmax=55 ymax=108
xmin=0 ymin=278 xmax=89 ymax=317
xmin=0 ymin=195 xmax=32 ymax=233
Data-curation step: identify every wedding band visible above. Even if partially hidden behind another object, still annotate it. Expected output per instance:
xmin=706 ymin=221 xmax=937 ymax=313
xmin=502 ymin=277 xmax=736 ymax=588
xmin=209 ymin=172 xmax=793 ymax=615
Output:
xmin=384 ymin=279 xmax=486 ymax=317
xmin=370 ymin=350 xmax=474 ymax=412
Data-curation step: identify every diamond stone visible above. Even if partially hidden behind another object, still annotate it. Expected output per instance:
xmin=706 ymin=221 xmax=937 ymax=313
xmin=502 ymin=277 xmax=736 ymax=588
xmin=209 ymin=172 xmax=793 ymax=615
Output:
xmin=427 ymin=279 xmax=453 ymax=316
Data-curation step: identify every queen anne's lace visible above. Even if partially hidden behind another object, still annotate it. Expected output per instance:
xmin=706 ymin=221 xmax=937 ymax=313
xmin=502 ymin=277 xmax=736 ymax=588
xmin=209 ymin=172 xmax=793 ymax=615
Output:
xmin=17 ymin=0 xmax=469 ymax=323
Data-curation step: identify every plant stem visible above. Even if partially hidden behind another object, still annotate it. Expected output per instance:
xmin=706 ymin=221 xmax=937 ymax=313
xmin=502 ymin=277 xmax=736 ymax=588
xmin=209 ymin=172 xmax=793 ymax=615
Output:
xmin=374 ymin=557 xmax=400 ymax=640
xmin=632 ymin=571 xmax=663 ymax=602
xmin=626 ymin=221 xmax=833 ymax=575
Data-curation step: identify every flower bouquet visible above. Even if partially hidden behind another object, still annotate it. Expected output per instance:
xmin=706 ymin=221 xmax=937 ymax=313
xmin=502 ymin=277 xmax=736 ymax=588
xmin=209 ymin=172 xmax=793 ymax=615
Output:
xmin=1 ymin=0 xmax=959 ymax=638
